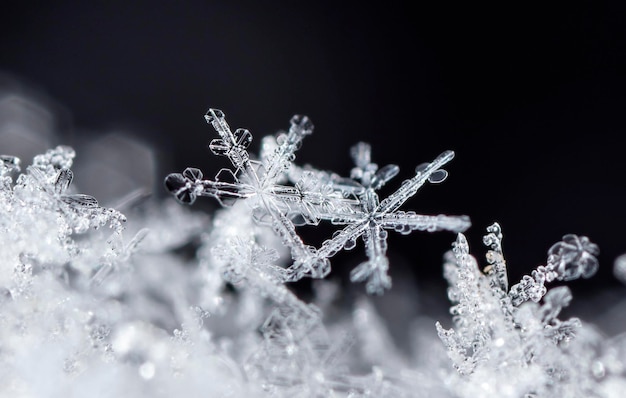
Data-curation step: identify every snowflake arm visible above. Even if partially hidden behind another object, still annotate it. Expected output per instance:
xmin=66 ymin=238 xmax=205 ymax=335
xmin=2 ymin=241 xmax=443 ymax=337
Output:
xmin=376 ymin=150 xmax=455 ymax=215
xmin=205 ymin=108 xmax=254 ymax=172
xmin=265 ymin=201 xmax=331 ymax=280
xmin=164 ymin=167 xmax=247 ymax=205
xmin=436 ymin=233 xmax=495 ymax=374
xmin=481 ymin=222 xmax=508 ymax=292
xmin=316 ymin=222 xmax=369 ymax=261
xmin=509 ymin=233 xmax=600 ymax=305
xmin=261 ymin=114 xmax=313 ymax=184
xmin=289 ymin=172 xmax=360 ymax=225
xmin=380 ymin=211 xmax=471 ymax=234
xmin=349 ymin=223 xmax=391 ymax=294
xmin=263 ymin=171 xmax=359 ymax=226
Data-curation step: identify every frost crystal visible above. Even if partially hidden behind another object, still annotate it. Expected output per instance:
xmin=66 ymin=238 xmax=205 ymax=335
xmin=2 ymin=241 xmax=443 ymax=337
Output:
xmin=436 ymin=223 xmax=602 ymax=396
xmin=317 ymin=142 xmax=471 ymax=294
xmin=167 ymin=110 xmax=339 ymax=281
xmin=0 ymin=146 xmax=126 ymax=286
xmin=166 ymin=109 xmax=470 ymax=293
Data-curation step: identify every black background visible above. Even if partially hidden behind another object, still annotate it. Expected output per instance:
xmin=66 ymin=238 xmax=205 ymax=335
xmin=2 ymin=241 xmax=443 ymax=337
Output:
xmin=2 ymin=1 xmax=626 ymax=309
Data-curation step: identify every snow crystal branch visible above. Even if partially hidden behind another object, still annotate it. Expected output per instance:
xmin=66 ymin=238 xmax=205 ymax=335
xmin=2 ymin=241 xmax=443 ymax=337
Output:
xmin=436 ymin=223 xmax=601 ymax=396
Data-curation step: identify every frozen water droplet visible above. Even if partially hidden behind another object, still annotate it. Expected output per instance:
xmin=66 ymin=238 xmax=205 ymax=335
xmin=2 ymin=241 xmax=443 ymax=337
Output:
xmin=376 ymin=164 xmax=399 ymax=181
xmin=139 ymin=361 xmax=156 ymax=380
xmin=290 ymin=114 xmax=314 ymax=132
xmin=350 ymin=142 xmax=372 ymax=168
xmin=275 ymin=133 xmax=287 ymax=146
xmin=428 ymin=169 xmax=448 ymax=183
xmin=372 ymin=164 xmax=399 ymax=189
xmin=614 ymin=254 xmax=626 ymax=285
xmin=344 ymin=237 xmax=357 ymax=250
xmin=415 ymin=162 xmax=429 ymax=173
xmin=592 ymin=361 xmax=606 ymax=379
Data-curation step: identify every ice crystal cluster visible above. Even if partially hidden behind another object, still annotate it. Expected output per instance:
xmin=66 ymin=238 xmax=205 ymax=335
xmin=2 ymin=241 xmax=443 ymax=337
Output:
xmin=165 ymin=109 xmax=470 ymax=294
xmin=2 ymin=101 xmax=626 ymax=398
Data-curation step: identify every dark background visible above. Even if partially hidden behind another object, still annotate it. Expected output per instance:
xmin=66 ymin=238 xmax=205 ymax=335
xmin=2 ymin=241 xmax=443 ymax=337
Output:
xmin=2 ymin=1 xmax=626 ymax=309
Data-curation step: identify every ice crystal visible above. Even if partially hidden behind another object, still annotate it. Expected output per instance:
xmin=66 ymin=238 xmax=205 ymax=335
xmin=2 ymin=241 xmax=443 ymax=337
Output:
xmin=166 ymin=109 xmax=470 ymax=293
xmin=0 ymin=146 xmax=126 ymax=288
xmin=315 ymin=142 xmax=471 ymax=294
xmin=166 ymin=110 xmax=342 ymax=281
xmin=436 ymin=223 xmax=602 ymax=396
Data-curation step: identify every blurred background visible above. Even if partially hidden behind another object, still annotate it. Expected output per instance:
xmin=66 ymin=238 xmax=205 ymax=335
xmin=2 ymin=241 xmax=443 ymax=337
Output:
xmin=2 ymin=1 xmax=626 ymax=316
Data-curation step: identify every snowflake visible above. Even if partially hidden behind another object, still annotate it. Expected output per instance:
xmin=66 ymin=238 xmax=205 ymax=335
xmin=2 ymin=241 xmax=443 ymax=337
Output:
xmin=165 ymin=109 xmax=354 ymax=280
xmin=312 ymin=142 xmax=471 ymax=294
